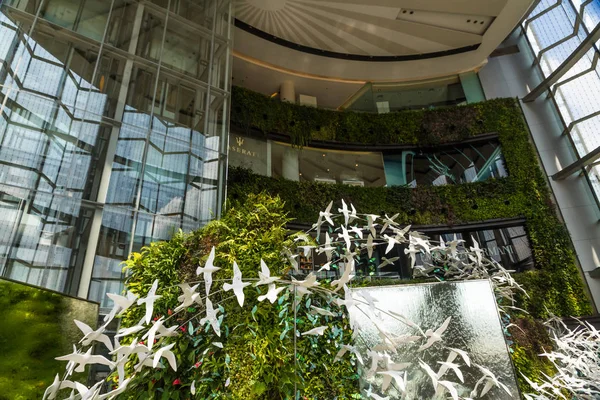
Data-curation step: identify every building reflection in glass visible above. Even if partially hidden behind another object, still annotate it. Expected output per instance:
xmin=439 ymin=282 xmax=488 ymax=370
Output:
xmin=230 ymin=131 xmax=507 ymax=188
xmin=0 ymin=1 xmax=232 ymax=310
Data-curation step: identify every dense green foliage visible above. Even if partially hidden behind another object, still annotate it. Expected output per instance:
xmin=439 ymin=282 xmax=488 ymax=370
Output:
xmin=0 ymin=279 xmax=98 ymax=400
xmin=229 ymin=90 xmax=591 ymax=319
xmin=232 ymin=86 xmax=481 ymax=147
xmin=508 ymin=316 xmax=557 ymax=395
xmin=117 ymin=194 xmax=360 ymax=399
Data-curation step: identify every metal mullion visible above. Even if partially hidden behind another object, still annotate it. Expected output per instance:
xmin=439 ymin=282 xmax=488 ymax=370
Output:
xmin=139 ymin=0 xmax=222 ymax=44
xmin=552 ymin=50 xmax=599 ymax=95
xmin=533 ymin=0 xmax=586 ymax=65
xmin=524 ymin=0 xmax=563 ymax=31
xmin=127 ymin=1 xmax=170 ymax=256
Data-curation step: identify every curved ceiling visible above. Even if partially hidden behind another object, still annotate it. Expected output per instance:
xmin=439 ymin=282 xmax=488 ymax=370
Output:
xmin=234 ymin=0 xmax=508 ymax=59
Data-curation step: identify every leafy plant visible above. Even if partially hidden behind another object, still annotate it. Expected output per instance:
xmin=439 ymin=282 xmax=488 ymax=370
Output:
xmin=115 ymin=194 xmax=359 ymax=399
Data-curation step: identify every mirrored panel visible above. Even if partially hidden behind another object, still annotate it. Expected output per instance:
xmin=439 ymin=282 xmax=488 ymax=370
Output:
xmin=351 ymin=281 xmax=519 ymax=399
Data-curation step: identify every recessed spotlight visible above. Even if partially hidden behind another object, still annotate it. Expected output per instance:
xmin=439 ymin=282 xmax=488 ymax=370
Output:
xmin=474 ymin=20 xmax=478 ymax=23
xmin=355 ymin=163 xmax=359 ymax=167
xmin=326 ymin=168 xmax=330 ymax=172
xmin=322 ymin=154 xmax=326 ymax=157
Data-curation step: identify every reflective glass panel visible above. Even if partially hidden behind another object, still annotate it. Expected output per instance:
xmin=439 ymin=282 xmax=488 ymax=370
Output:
xmin=350 ymin=281 xmax=519 ymax=399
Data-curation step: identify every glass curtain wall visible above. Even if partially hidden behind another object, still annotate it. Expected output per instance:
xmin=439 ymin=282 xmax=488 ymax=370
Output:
xmin=523 ymin=0 xmax=600 ymax=204
xmin=0 ymin=0 xmax=232 ymax=310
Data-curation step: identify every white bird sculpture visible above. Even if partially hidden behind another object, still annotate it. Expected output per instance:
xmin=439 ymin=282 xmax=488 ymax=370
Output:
xmin=331 ymin=257 xmax=355 ymax=291
xmin=418 ymin=316 xmax=452 ymax=351
xmin=98 ymin=378 xmax=132 ymax=400
xmin=410 ymin=234 xmax=431 ymax=254
xmin=153 ymin=343 xmax=177 ymax=371
xmin=115 ymin=324 xmax=145 ymax=338
xmin=365 ymin=214 xmax=379 ymax=237
xmin=319 ymin=201 xmax=335 ymax=228
xmin=301 ymin=326 xmax=328 ymax=336
xmin=105 ymin=291 xmax=137 ymax=321
xmin=419 ymin=359 xmax=439 ymax=389
xmin=338 ymin=199 xmax=351 ymax=226
xmin=383 ymin=234 xmax=400 ymax=254
xmin=377 ymin=370 xmax=407 ymax=392
xmin=317 ymin=261 xmax=332 ymax=272
xmin=223 ymin=261 xmax=251 ymax=307
xmin=363 ymin=234 xmax=375 ymax=258
xmin=137 ymin=279 xmax=162 ymax=324
xmin=292 ymin=272 xmax=320 ymax=288
xmin=256 ymin=259 xmax=279 ymax=286
xmin=447 ymin=347 xmax=471 ymax=367
xmin=381 ymin=213 xmax=399 ymax=233
xmin=175 ymin=283 xmax=201 ymax=312
xmin=142 ymin=317 xmax=178 ymax=350
xmin=74 ymin=319 xmax=113 ymax=351
xmin=349 ymin=225 xmax=363 ymax=239
xmin=338 ymin=225 xmax=352 ymax=251
xmin=55 ymin=347 xmax=115 ymax=373
xmin=469 ymin=237 xmax=484 ymax=265
xmin=42 ymin=375 xmax=88 ymax=400
xmin=196 ymin=246 xmax=220 ymax=295
xmin=310 ymin=305 xmax=336 ymax=317
xmin=200 ymin=298 xmax=221 ymax=337
xmin=258 ymin=283 xmax=285 ymax=303
xmin=377 ymin=256 xmax=399 ymax=269
xmin=437 ymin=361 xmax=464 ymax=383
xmin=317 ymin=232 xmax=336 ymax=261
xmin=438 ymin=380 xmax=459 ymax=400
xmin=404 ymin=243 xmax=420 ymax=269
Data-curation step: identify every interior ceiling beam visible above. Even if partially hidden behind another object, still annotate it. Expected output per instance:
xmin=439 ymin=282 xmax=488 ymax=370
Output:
xmin=552 ymin=145 xmax=600 ymax=180
xmin=522 ymin=21 xmax=600 ymax=102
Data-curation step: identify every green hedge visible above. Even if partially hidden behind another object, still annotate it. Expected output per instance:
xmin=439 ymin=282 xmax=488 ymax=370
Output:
xmin=0 ymin=279 xmax=98 ymax=400
xmin=228 ymin=88 xmax=592 ymax=319
xmin=232 ymin=86 xmax=482 ymax=146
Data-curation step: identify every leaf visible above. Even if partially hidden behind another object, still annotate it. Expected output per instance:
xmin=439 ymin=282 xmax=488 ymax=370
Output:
xmin=280 ymin=329 xmax=288 ymax=341
xmin=188 ymin=321 xmax=195 ymax=335
xmin=252 ymin=381 xmax=267 ymax=395
xmin=251 ymin=304 xmax=258 ymax=322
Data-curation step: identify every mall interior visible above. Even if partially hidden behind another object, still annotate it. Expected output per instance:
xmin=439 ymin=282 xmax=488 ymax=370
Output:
xmin=1 ymin=0 xmax=600 ymax=396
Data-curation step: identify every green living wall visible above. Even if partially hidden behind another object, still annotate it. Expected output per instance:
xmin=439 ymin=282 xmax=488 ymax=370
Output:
xmin=229 ymin=86 xmax=592 ymax=319
xmin=0 ymin=278 xmax=99 ymax=400
xmin=229 ymin=87 xmax=593 ymax=392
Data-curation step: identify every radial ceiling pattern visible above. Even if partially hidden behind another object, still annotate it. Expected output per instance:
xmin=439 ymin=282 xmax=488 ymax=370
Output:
xmin=234 ymin=0 xmax=508 ymax=58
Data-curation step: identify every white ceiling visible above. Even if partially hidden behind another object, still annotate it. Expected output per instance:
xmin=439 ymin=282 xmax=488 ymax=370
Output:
xmin=235 ymin=0 xmax=507 ymax=57
xmin=232 ymin=0 xmax=536 ymax=107
xmin=232 ymin=55 xmax=364 ymax=109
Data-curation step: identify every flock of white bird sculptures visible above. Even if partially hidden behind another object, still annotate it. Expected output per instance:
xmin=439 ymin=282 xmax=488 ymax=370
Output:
xmin=47 ymin=200 xmax=533 ymax=399
xmin=519 ymin=316 xmax=600 ymax=400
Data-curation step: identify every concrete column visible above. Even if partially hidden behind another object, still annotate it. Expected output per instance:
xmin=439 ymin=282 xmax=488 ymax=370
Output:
xmin=280 ymin=80 xmax=296 ymax=103
xmin=282 ymin=147 xmax=300 ymax=181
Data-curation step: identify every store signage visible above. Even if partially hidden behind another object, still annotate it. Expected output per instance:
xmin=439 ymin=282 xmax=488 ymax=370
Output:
xmin=229 ymin=136 xmax=257 ymax=158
